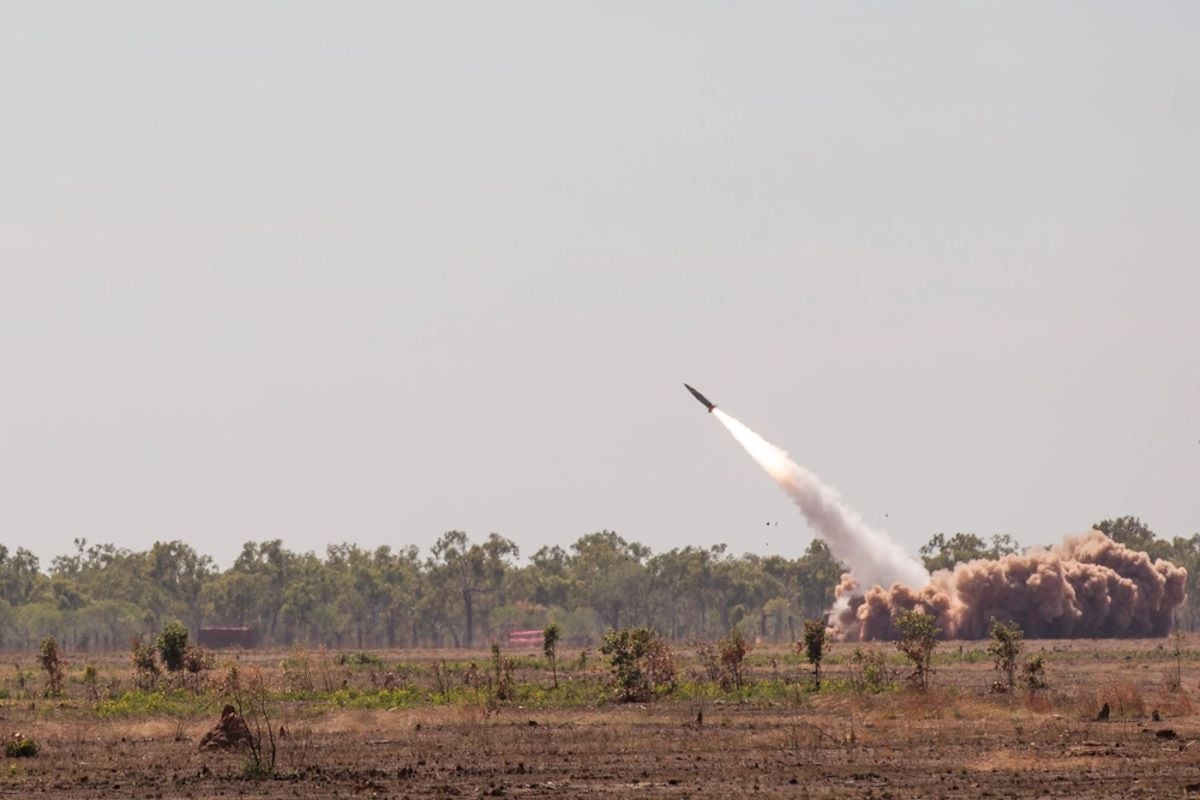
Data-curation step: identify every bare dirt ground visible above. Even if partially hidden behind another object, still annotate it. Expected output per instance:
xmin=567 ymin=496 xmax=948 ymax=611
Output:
xmin=3 ymin=639 xmax=1199 ymax=798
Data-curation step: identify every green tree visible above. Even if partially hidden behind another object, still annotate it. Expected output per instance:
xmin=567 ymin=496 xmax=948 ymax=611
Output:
xmin=147 ymin=541 xmax=215 ymax=633
xmin=794 ymin=540 xmax=846 ymax=619
xmin=131 ymin=636 xmax=160 ymax=689
xmin=1093 ymin=516 xmax=1171 ymax=559
xmin=569 ymin=532 xmax=650 ymax=632
xmin=1167 ymin=534 xmax=1200 ymax=630
xmin=718 ymin=628 xmax=753 ymax=690
xmin=155 ymin=621 xmax=190 ymax=672
xmin=543 ymin=623 xmax=561 ymax=689
xmin=987 ymin=534 xmax=1021 ymax=559
xmin=230 ymin=540 xmax=296 ymax=640
xmin=802 ymin=619 xmax=828 ymax=689
xmin=599 ymin=626 xmax=676 ymax=701
xmin=895 ymin=610 xmax=939 ymax=691
xmin=38 ymin=636 xmax=66 ymax=697
xmin=986 ymin=618 xmax=1022 ymax=690
xmin=428 ymin=531 xmax=519 ymax=648
xmin=919 ymin=533 xmax=988 ymax=572
xmin=0 ymin=546 xmax=45 ymax=606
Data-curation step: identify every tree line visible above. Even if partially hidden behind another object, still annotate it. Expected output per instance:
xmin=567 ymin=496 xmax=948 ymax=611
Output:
xmin=0 ymin=516 xmax=1195 ymax=651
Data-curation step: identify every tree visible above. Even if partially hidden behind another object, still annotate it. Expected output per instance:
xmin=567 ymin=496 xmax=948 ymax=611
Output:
xmin=645 ymin=545 xmax=725 ymax=639
xmin=428 ymin=531 xmax=519 ymax=648
xmin=895 ymin=610 xmax=939 ymax=691
xmin=718 ymin=628 xmax=753 ymax=691
xmin=793 ymin=540 xmax=845 ymax=620
xmin=1093 ymin=516 xmax=1171 ymax=559
xmin=528 ymin=546 xmax=573 ymax=609
xmin=987 ymin=618 xmax=1022 ymax=691
xmin=919 ymin=533 xmax=988 ymax=572
xmin=156 ymin=621 xmax=190 ymax=672
xmin=987 ymin=534 xmax=1021 ymax=559
xmin=38 ymin=636 xmax=65 ymax=697
xmin=1021 ymin=654 xmax=1047 ymax=690
xmin=147 ymin=541 xmax=215 ymax=633
xmin=543 ymin=623 xmax=561 ymax=689
xmin=569 ymin=532 xmax=649 ymax=631
xmin=802 ymin=619 xmax=828 ymax=689
xmin=230 ymin=540 xmax=295 ymax=640
xmin=0 ymin=546 xmax=45 ymax=606
xmin=131 ymin=636 xmax=160 ymax=689
xmin=599 ymin=626 xmax=676 ymax=701
xmin=1167 ymin=534 xmax=1200 ymax=630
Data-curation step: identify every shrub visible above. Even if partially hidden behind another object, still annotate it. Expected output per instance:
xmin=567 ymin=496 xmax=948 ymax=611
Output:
xmin=4 ymin=733 xmax=38 ymax=758
xmin=229 ymin=665 xmax=276 ymax=778
xmin=849 ymin=646 xmax=892 ymax=693
xmin=38 ymin=636 xmax=66 ymax=698
xmin=801 ymin=620 xmax=827 ymax=690
xmin=82 ymin=664 xmax=100 ymax=702
xmin=131 ymin=636 xmax=160 ymax=689
xmin=1021 ymin=654 xmax=1047 ymax=690
xmin=334 ymin=651 xmax=383 ymax=668
xmin=599 ymin=626 xmax=677 ymax=702
xmin=182 ymin=645 xmax=213 ymax=690
xmin=718 ymin=629 xmax=753 ymax=691
xmin=895 ymin=610 xmax=939 ymax=691
xmin=543 ymin=624 xmax=561 ymax=689
xmin=490 ymin=644 xmax=515 ymax=702
xmin=987 ymin=618 xmax=1023 ymax=691
xmin=156 ymin=622 xmax=190 ymax=672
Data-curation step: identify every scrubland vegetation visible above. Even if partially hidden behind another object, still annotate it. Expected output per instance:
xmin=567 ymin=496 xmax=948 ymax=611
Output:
xmin=1 ymin=624 xmax=1199 ymax=797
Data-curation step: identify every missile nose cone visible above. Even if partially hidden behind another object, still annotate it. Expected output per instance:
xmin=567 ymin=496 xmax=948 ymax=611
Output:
xmin=683 ymin=383 xmax=716 ymax=412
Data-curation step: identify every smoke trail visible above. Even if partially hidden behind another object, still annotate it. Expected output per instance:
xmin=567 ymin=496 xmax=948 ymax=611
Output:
xmin=713 ymin=409 xmax=929 ymax=591
xmin=707 ymin=407 xmax=1187 ymax=639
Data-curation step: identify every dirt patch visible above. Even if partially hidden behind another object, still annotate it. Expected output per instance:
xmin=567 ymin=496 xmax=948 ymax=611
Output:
xmin=1 ymin=638 xmax=1198 ymax=798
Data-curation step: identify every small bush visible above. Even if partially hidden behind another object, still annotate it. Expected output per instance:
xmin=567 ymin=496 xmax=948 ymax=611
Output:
xmin=801 ymin=620 xmax=827 ymax=690
xmin=156 ymin=622 xmax=190 ymax=672
xmin=334 ymin=651 xmax=383 ymax=668
xmin=1022 ymin=654 xmax=1047 ymax=690
xmin=182 ymin=645 xmax=213 ymax=690
xmin=131 ymin=637 xmax=160 ymax=689
xmin=5 ymin=733 xmax=39 ymax=758
xmin=987 ymin=618 xmax=1022 ymax=691
xmin=82 ymin=664 xmax=100 ymax=703
xmin=490 ymin=643 xmax=516 ymax=702
xmin=848 ymin=646 xmax=893 ymax=694
xmin=543 ymin=624 xmax=561 ymax=689
xmin=38 ymin=637 xmax=66 ymax=698
xmin=895 ymin=610 xmax=939 ymax=692
xmin=718 ymin=629 xmax=753 ymax=691
xmin=599 ymin=626 xmax=676 ymax=702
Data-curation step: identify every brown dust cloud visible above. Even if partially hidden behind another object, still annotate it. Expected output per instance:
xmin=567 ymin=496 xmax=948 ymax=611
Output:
xmin=709 ymin=407 xmax=1186 ymax=640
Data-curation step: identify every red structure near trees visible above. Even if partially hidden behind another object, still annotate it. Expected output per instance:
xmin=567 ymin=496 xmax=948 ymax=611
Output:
xmin=197 ymin=627 xmax=257 ymax=649
xmin=506 ymin=630 xmax=542 ymax=648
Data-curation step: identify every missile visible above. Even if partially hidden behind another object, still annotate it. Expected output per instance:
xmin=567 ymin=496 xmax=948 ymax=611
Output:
xmin=683 ymin=383 xmax=716 ymax=413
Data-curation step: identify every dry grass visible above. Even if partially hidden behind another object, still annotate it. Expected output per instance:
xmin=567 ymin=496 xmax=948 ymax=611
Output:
xmin=1 ymin=637 xmax=1198 ymax=797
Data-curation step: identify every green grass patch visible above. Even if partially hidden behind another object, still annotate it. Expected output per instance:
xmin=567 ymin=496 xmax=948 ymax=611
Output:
xmin=94 ymin=689 xmax=211 ymax=718
xmin=327 ymin=686 xmax=423 ymax=709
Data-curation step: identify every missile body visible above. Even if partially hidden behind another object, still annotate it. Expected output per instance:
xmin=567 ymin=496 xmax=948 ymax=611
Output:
xmin=683 ymin=383 xmax=716 ymax=413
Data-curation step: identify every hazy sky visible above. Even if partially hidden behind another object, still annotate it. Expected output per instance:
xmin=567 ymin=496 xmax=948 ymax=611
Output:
xmin=3 ymin=3 xmax=1197 ymax=569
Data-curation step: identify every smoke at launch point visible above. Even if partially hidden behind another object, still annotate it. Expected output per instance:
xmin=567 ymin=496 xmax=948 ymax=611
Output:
xmin=710 ymin=408 xmax=1186 ymax=640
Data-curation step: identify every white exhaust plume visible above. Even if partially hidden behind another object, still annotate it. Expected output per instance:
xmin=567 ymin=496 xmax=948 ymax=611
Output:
xmin=712 ymin=409 xmax=929 ymax=591
xmin=709 ymin=407 xmax=1188 ymax=640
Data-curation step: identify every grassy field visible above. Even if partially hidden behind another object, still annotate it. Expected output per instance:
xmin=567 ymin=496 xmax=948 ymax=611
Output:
xmin=1 ymin=637 xmax=1198 ymax=798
